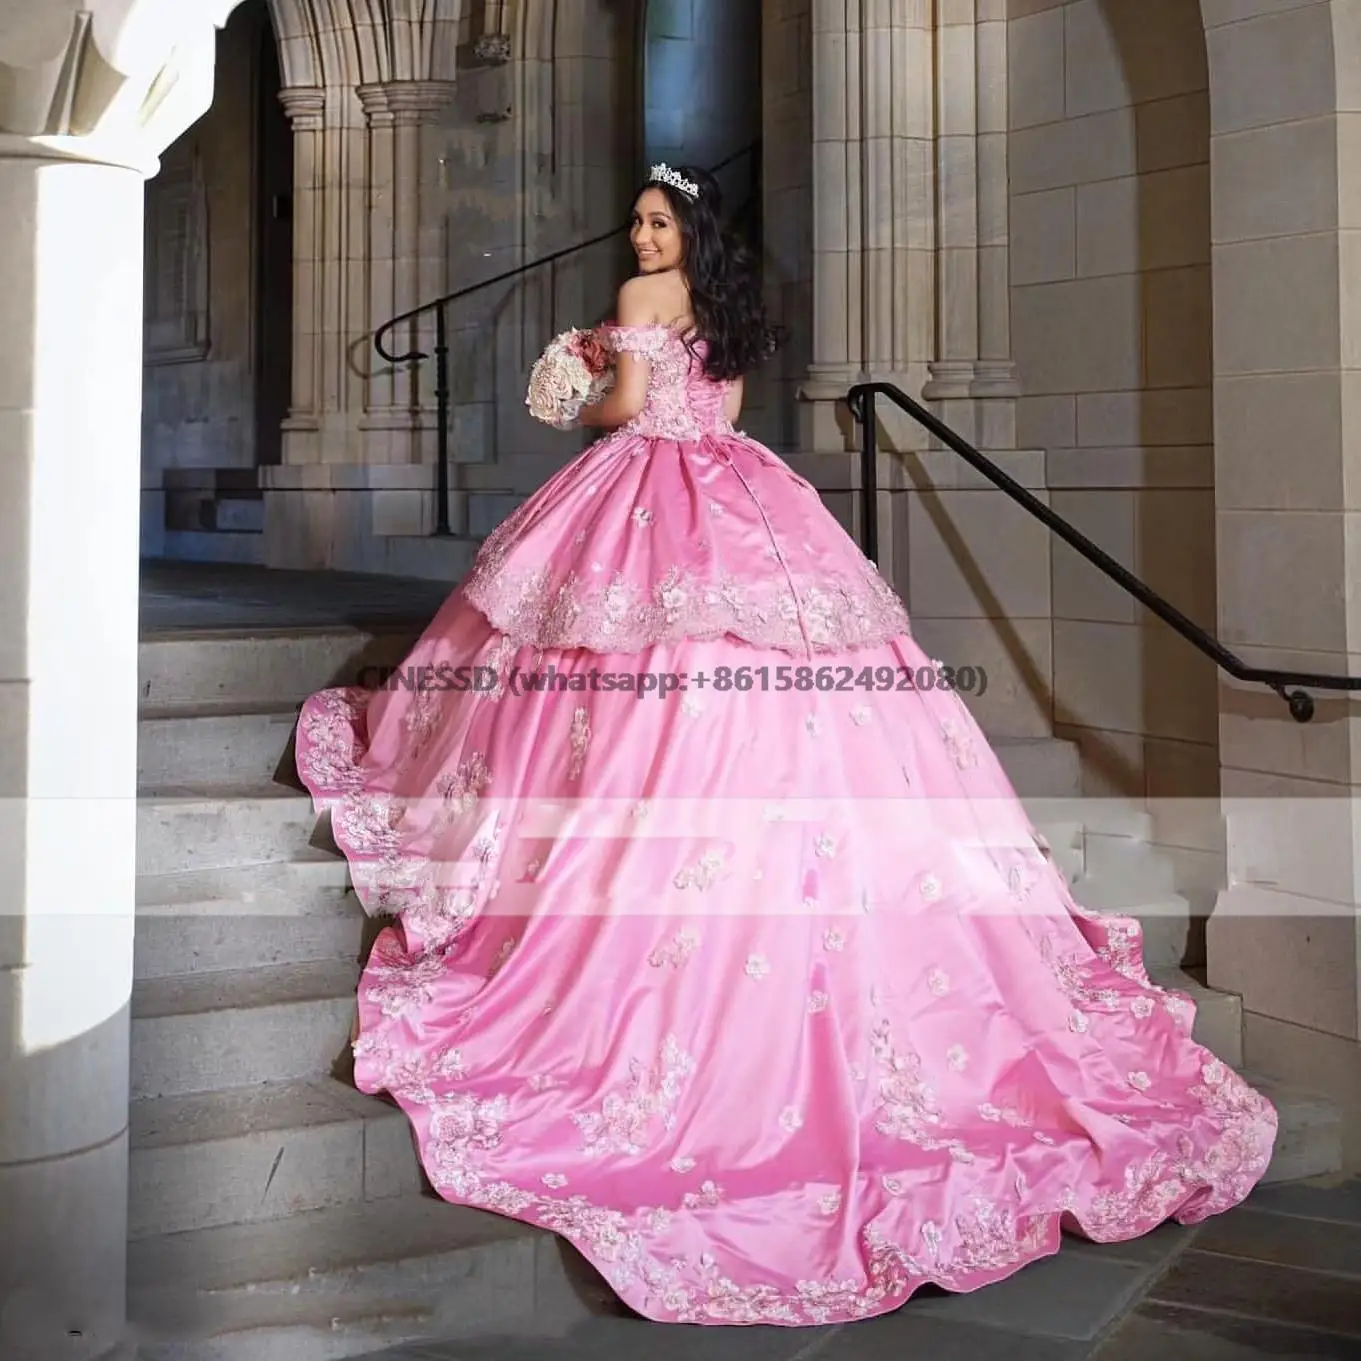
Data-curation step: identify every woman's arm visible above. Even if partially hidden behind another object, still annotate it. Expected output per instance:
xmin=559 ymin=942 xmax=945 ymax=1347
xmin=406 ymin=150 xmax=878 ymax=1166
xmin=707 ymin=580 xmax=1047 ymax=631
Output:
xmin=578 ymin=278 xmax=655 ymax=429
xmin=723 ymin=375 xmax=744 ymax=425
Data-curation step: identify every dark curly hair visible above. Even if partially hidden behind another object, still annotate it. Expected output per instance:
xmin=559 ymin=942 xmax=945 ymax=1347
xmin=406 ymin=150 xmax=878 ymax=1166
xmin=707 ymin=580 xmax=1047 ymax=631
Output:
xmin=633 ymin=164 xmax=781 ymax=382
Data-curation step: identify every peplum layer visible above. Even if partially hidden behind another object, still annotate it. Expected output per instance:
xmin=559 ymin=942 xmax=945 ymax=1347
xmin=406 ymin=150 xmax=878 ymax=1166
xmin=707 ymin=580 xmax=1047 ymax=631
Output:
xmin=459 ymin=425 xmax=911 ymax=655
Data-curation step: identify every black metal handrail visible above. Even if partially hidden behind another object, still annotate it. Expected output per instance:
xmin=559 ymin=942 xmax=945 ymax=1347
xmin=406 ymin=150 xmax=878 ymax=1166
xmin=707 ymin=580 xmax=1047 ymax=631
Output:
xmin=847 ymin=380 xmax=1361 ymax=724
xmin=374 ymin=140 xmax=761 ymax=536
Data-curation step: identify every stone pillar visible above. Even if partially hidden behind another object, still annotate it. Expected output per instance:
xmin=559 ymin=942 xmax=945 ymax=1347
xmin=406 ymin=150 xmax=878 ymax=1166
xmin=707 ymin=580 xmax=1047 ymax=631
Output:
xmin=358 ymin=80 xmax=456 ymax=466
xmin=922 ymin=0 xmax=1019 ymax=448
xmin=268 ymin=83 xmax=450 ymax=571
xmin=799 ymin=0 xmax=866 ymax=448
xmin=922 ymin=6 xmax=979 ymax=412
xmin=795 ymin=1 xmax=1050 ymax=741
xmin=1201 ymin=1 xmax=1361 ymax=1129
xmin=277 ymin=86 xmax=326 ymax=463
xmin=758 ymin=0 xmax=814 ymax=452
xmin=0 ymin=5 xmax=223 ymax=1353
xmin=970 ymin=3 xmax=1019 ymax=448
xmin=799 ymin=0 xmax=936 ymax=458
xmin=276 ymin=84 xmax=371 ymax=466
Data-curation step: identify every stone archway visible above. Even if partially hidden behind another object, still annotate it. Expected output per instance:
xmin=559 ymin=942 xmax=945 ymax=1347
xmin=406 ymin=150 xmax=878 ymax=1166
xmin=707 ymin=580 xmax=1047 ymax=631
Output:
xmin=1196 ymin=1 xmax=1361 ymax=1119
xmin=265 ymin=0 xmax=461 ymax=87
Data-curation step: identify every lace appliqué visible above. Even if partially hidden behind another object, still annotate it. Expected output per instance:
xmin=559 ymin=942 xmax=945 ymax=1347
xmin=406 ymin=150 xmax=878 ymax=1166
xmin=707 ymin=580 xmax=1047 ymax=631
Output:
xmin=568 ymin=707 xmax=591 ymax=780
xmin=648 ymin=929 xmax=700 ymax=969
xmin=869 ymin=1019 xmax=974 ymax=1163
xmin=574 ymin=1036 xmax=695 ymax=1157
xmin=296 ymin=687 xmax=372 ymax=793
xmin=461 ymin=554 xmax=911 ymax=654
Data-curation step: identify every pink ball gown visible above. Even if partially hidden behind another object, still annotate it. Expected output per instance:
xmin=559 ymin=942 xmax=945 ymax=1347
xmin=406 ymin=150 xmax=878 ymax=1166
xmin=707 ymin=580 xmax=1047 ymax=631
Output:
xmin=296 ymin=323 xmax=1276 ymax=1326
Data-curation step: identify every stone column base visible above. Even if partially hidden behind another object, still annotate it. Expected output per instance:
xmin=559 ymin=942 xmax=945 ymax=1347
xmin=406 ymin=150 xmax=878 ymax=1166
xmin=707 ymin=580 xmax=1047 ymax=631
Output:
xmin=261 ymin=463 xmax=482 ymax=580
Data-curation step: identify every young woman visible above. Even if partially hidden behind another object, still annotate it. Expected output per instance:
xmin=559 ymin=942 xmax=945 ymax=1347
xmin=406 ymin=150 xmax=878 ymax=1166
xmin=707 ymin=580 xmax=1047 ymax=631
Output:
xmin=296 ymin=164 xmax=1275 ymax=1326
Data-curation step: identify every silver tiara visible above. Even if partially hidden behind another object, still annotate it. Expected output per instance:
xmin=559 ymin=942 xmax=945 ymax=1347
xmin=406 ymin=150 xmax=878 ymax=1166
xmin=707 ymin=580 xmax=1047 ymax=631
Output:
xmin=649 ymin=162 xmax=699 ymax=200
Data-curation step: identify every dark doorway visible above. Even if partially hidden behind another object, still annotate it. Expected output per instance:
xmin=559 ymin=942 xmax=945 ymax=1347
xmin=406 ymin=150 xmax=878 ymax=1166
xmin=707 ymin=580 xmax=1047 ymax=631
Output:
xmin=253 ymin=9 xmax=293 ymax=467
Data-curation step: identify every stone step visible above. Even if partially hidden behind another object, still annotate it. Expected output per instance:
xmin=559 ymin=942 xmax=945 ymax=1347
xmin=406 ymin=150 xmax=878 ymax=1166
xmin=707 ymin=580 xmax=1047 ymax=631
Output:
xmin=139 ymin=627 xmax=419 ymax=712
xmin=126 ymin=1194 xmax=592 ymax=1361
xmin=137 ymin=703 xmax=1084 ymax=800
xmin=213 ymin=497 xmax=266 ymax=533
xmin=134 ymin=854 xmax=359 ymax=980
xmin=1070 ymin=874 xmax=1201 ymax=971
xmin=162 ymin=529 xmax=265 ymax=566
xmin=132 ymin=793 xmax=1090 ymax=887
xmin=376 ymin=533 xmax=480 ymax=583
xmin=1148 ymin=966 xmax=1242 ymax=1069
xmin=138 ymin=626 xmax=1081 ymax=780
xmin=1252 ymin=1072 xmax=1345 ymax=1184
xmin=128 ymin=1078 xmax=419 ymax=1240
xmin=130 ymin=961 xmax=358 ymax=1100
xmin=137 ymin=789 xmax=325 ymax=876
xmin=1081 ymin=833 xmax=1177 ymax=897
xmin=139 ymin=705 xmax=303 ymax=790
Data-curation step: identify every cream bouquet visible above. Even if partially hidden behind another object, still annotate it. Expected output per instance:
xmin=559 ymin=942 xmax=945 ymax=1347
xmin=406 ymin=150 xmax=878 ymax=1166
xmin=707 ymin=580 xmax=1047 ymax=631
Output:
xmin=524 ymin=326 xmax=616 ymax=429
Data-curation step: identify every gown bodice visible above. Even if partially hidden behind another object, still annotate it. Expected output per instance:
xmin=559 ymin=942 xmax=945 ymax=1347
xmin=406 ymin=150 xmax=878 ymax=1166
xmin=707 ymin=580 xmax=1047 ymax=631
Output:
xmin=459 ymin=320 xmax=912 ymax=655
xmin=608 ymin=324 xmax=737 ymax=441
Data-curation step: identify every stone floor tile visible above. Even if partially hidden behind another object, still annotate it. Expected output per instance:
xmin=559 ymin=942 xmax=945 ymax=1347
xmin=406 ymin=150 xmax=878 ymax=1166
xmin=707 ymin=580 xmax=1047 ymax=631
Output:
xmin=1095 ymin=1301 xmax=1360 ymax=1360
xmin=1059 ymin=1221 xmax=1197 ymax=1267
xmin=1246 ymin=1176 xmax=1361 ymax=1227
xmin=379 ymin=1308 xmax=1096 ymax=1361
xmin=903 ymin=1249 xmax=1160 ymax=1340
xmin=815 ymin=1311 xmax=1090 ymax=1360
xmin=402 ymin=1317 xmax=834 ymax=1361
xmin=1193 ymin=1207 xmax=1361 ymax=1278
xmin=1148 ymin=1250 xmax=1361 ymax=1339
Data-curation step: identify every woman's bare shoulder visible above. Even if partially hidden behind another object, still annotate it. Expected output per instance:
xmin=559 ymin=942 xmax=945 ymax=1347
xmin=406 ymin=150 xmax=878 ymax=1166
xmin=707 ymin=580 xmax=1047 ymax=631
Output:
xmin=616 ymin=272 xmax=688 ymax=325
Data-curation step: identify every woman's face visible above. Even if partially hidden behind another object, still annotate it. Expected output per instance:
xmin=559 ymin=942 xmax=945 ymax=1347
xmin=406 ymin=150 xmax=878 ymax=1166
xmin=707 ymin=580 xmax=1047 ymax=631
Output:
xmin=630 ymin=188 xmax=684 ymax=273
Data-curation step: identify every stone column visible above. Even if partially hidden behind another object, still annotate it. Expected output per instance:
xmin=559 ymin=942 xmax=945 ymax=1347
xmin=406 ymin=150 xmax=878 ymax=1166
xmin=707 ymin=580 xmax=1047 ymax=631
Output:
xmin=799 ymin=0 xmax=936 ymax=456
xmin=274 ymin=84 xmax=373 ymax=467
xmin=922 ymin=1 xmax=1020 ymax=448
xmin=0 ymin=6 xmax=223 ymax=1354
xmin=358 ymin=80 xmax=456 ymax=466
xmin=1201 ymin=1 xmax=1361 ymax=1137
xmin=759 ymin=0 xmax=814 ymax=452
xmin=268 ymin=83 xmax=446 ymax=571
xmin=799 ymin=0 xmax=866 ymax=448
xmin=969 ymin=4 xmax=1020 ymax=447
xmin=277 ymin=86 xmax=326 ymax=463
xmin=795 ymin=0 xmax=1050 ymax=741
xmin=922 ymin=6 xmax=978 ymax=412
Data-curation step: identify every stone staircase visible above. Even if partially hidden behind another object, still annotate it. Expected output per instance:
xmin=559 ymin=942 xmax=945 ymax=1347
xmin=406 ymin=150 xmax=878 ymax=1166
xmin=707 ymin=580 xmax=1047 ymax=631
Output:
xmin=127 ymin=626 xmax=1344 ymax=1360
